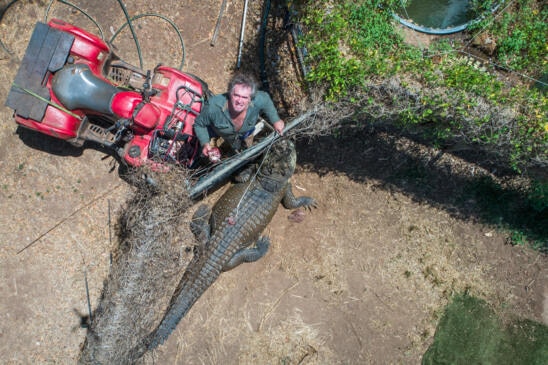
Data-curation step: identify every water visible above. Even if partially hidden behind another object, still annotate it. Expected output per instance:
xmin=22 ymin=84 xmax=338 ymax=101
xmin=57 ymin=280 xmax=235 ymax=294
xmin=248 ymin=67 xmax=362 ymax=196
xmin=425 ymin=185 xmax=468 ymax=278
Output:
xmin=399 ymin=0 xmax=470 ymax=29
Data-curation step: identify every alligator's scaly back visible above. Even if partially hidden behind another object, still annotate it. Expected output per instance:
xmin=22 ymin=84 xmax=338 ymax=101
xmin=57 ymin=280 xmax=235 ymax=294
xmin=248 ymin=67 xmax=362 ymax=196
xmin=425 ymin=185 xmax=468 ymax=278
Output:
xmin=131 ymin=139 xmax=315 ymax=360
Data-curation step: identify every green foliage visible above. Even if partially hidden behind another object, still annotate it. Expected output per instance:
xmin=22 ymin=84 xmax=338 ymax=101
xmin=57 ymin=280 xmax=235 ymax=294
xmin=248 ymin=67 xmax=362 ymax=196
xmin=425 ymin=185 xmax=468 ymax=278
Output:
xmin=299 ymin=0 xmax=406 ymax=99
xmin=442 ymin=62 xmax=503 ymax=101
xmin=508 ymin=230 xmax=528 ymax=246
xmin=296 ymin=0 xmax=547 ymax=172
xmin=406 ymin=55 xmax=546 ymax=170
xmin=344 ymin=1 xmax=402 ymax=58
xmin=468 ymin=0 xmax=497 ymax=15
xmin=468 ymin=0 xmax=548 ymax=73
xmin=423 ymin=293 xmax=548 ymax=365
xmin=528 ymin=180 xmax=548 ymax=212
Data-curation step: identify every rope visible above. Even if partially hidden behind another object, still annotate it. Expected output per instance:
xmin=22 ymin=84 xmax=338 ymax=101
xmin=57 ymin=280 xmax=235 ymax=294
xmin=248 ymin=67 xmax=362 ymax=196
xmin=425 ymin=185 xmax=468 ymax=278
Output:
xmin=457 ymin=49 xmax=548 ymax=87
xmin=0 ymin=0 xmax=18 ymax=56
xmin=393 ymin=1 xmax=504 ymax=35
xmin=461 ymin=0 xmax=513 ymax=52
xmin=396 ymin=0 xmax=422 ymax=47
xmin=186 ymin=142 xmax=259 ymax=184
xmin=0 ymin=1 xmax=187 ymax=75
xmin=232 ymin=138 xmax=278 ymax=220
xmin=11 ymin=83 xmax=83 ymax=120
xmin=17 ymin=184 xmax=122 ymax=254
xmin=399 ymin=0 xmax=547 ymax=87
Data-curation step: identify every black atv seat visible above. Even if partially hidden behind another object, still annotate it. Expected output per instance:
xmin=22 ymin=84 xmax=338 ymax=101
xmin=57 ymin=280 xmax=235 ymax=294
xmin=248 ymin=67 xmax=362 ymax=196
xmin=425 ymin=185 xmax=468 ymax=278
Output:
xmin=5 ymin=22 xmax=74 ymax=121
xmin=52 ymin=63 xmax=119 ymax=115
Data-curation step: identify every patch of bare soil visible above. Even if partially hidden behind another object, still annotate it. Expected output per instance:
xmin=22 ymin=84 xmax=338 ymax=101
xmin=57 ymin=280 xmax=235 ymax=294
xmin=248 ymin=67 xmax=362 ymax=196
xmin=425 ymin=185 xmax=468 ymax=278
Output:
xmin=0 ymin=1 xmax=545 ymax=364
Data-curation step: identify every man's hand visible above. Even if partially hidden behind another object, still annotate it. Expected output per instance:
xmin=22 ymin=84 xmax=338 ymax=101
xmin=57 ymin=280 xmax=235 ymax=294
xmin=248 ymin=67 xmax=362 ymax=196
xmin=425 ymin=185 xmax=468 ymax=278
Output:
xmin=202 ymin=144 xmax=221 ymax=163
xmin=202 ymin=144 xmax=213 ymax=157
xmin=273 ymin=120 xmax=285 ymax=135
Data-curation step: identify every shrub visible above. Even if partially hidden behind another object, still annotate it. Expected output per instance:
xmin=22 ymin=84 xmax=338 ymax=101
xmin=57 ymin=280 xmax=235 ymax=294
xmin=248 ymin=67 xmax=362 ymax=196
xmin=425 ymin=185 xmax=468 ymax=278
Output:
xmin=295 ymin=0 xmax=547 ymax=173
xmin=468 ymin=0 xmax=548 ymax=74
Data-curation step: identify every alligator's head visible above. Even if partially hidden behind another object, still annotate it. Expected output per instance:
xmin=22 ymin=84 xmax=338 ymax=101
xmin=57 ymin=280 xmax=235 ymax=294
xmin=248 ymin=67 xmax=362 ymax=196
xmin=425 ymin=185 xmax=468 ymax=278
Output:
xmin=258 ymin=139 xmax=297 ymax=184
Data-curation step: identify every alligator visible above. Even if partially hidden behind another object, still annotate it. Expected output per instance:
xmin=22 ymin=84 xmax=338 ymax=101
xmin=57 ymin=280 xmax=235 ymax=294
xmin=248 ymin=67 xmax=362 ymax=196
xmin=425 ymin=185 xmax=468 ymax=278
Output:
xmin=131 ymin=138 xmax=316 ymax=360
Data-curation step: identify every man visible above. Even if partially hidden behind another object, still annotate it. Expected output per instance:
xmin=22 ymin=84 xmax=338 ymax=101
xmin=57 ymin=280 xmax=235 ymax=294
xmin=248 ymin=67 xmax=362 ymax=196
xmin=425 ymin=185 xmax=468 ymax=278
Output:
xmin=194 ymin=73 xmax=284 ymax=161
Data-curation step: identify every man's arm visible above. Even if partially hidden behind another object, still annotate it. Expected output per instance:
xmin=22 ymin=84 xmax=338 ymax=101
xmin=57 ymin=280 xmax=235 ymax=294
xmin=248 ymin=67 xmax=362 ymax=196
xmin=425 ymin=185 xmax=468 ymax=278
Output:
xmin=256 ymin=91 xmax=284 ymax=135
xmin=194 ymin=107 xmax=214 ymax=156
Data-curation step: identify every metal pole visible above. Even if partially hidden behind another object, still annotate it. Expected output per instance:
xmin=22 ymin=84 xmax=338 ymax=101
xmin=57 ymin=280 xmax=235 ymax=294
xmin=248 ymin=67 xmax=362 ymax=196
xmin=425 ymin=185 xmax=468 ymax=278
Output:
xmin=188 ymin=110 xmax=315 ymax=200
xmin=211 ymin=0 xmax=228 ymax=46
xmin=84 ymin=270 xmax=92 ymax=325
xmin=236 ymin=0 xmax=249 ymax=68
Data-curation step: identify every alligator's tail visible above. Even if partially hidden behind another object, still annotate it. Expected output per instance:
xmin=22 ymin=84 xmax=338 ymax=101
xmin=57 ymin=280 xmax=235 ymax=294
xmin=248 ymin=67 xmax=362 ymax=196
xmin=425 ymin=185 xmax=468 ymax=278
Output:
xmin=129 ymin=256 xmax=223 ymax=361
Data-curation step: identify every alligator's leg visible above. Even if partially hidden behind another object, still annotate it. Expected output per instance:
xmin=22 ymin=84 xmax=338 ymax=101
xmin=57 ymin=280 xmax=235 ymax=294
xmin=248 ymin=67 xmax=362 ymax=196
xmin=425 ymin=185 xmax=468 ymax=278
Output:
xmin=222 ymin=236 xmax=270 ymax=271
xmin=281 ymin=184 xmax=317 ymax=210
xmin=233 ymin=164 xmax=256 ymax=183
xmin=190 ymin=204 xmax=212 ymax=244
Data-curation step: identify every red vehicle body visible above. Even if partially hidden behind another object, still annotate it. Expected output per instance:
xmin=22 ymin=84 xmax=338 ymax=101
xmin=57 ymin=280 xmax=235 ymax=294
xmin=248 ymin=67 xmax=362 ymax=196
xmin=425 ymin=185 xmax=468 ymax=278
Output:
xmin=6 ymin=19 xmax=209 ymax=169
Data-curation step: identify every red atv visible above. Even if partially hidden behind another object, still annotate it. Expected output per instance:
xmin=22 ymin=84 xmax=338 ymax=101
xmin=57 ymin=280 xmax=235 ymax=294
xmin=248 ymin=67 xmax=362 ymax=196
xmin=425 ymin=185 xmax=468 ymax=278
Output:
xmin=5 ymin=19 xmax=305 ymax=198
xmin=6 ymin=19 xmax=208 ymax=169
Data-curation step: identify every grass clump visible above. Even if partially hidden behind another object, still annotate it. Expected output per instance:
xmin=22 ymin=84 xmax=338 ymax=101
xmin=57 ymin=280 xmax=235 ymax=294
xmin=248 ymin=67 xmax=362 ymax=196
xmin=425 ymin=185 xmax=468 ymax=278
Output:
xmin=423 ymin=293 xmax=548 ymax=365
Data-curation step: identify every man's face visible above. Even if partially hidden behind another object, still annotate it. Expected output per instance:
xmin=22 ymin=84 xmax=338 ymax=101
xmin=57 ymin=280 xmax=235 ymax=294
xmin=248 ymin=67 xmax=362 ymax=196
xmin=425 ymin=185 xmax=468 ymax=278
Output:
xmin=229 ymin=84 xmax=252 ymax=114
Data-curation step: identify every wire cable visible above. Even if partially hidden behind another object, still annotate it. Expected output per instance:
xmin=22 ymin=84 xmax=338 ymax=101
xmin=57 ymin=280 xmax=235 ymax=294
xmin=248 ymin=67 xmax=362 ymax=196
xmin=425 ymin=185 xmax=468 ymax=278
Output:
xmin=110 ymin=13 xmax=186 ymax=70
xmin=115 ymin=0 xmax=143 ymax=69
xmin=45 ymin=0 xmax=105 ymax=40
xmin=461 ymin=0 xmax=513 ymax=52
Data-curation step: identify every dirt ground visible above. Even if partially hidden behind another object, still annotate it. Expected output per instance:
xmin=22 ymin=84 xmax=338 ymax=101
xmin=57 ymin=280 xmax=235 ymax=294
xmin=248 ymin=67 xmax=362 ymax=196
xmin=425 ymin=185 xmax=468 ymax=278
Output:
xmin=0 ymin=1 xmax=546 ymax=364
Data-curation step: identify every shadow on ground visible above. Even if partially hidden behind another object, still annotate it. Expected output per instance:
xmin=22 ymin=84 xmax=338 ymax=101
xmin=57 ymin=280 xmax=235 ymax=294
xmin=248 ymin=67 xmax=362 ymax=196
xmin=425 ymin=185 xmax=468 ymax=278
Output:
xmin=295 ymin=125 xmax=548 ymax=250
xmin=15 ymin=126 xmax=125 ymax=165
xmin=15 ymin=127 xmax=84 ymax=157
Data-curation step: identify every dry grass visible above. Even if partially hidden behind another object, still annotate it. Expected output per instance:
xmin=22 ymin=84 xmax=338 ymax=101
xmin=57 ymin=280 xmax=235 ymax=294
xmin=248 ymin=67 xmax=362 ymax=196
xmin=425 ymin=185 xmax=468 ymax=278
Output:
xmin=78 ymin=167 xmax=197 ymax=364
xmin=240 ymin=314 xmax=335 ymax=364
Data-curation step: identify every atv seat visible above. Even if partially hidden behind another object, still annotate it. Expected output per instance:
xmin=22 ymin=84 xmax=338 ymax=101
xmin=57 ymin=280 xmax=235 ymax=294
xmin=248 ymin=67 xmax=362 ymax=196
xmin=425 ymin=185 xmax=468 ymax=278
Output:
xmin=52 ymin=63 xmax=118 ymax=115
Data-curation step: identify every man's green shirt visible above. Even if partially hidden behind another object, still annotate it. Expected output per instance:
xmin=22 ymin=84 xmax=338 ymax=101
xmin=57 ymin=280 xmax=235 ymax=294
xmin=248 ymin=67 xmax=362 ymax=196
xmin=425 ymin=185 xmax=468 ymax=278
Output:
xmin=194 ymin=91 xmax=280 ymax=151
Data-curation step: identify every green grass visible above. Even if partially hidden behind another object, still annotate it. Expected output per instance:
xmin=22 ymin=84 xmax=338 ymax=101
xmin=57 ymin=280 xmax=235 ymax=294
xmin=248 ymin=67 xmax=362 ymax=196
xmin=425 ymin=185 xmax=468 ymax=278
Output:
xmin=423 ymin=293 xmax=548 ymax=365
